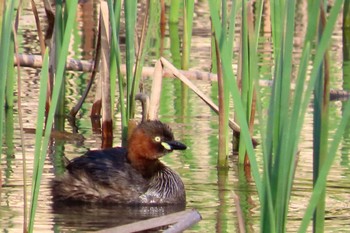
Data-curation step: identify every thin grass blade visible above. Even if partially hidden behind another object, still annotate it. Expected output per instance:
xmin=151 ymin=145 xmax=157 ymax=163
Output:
xmin=29 ymin=2 xmax=78 ymax=231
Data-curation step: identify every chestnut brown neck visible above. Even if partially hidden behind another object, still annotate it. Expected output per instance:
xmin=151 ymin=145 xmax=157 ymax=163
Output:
xmin=127 ymin=129 xmax=161 ymax=178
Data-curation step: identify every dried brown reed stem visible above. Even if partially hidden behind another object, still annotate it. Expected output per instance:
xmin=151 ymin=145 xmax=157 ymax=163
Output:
xmin=96 ymin=209 xmax=201 ymax=233
xmin=215 ymin=38 xmax=228 ymax=165
xmin=70 ymin=22 xmax=101 ymax=118
xmin=14 ymin=54 xmax=217 ymax=81
xmin=30 ymin=0 xmax=45 ymax=56
xmin=135 ymin=93 xmax=150 ymax=122
xmin=100 ymin=2 xmax=113 ymax=148
xmin=13 ymin=54 xmax=350 ymax=99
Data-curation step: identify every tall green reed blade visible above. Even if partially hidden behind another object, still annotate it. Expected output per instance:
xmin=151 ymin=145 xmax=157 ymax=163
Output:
xmin=0 ymin=0 xmax=15 ymax=158
xmin=312 ymin=5 xmax=329 ymax=232
xmin=211 ymin=0 xmax=240 ymax=164
xmin=296 ymin=1 xmax=344 ymax=231
xmin=262 ymin=0 xmax=311 ymax=231
xmin=55 ymin=0 xmax=68 ymax=131
xmin=299 ymin=100 xmax=350 ymax=232
xmin=169 ymin=0 xmax=180 ymax=24
xmin=182 ymin=0 xmax=194 ymax=69
xmin=212 ymin=0 xmax=228 ymax=165
xmin=208 ymin=0 xmax=262 ymax=197
xmin=29 ymin=2 xmax=78 ymax=231
xmin=237 ymin=0 xmax=255 ymax=165
xmin=55 ymin=0 xmax=63 ymax=54
xmin=124 ymin=0 xmax=137 ymax=119
xmin=130 ymin=0 xmax=159 ymax=121
xmin=108 ymin=0 xmax=121 ymax=127
xmin=293 ymin=0 xmax=342 ymax=172
xmin=29 ymin=49 xmax=49 ymax=232
xmin=180 ymin=0 xmax=194 ymax=120
xmin=169 ymin=0 xmax=181 ymax=68
xmin=258 ymin=1 xmax=294 ymax=231
xmin=107 ymin=0 xmax=127 ymax=144
xmin=247 ymin=0 xmax=263 ymax=138
xmin=286 ymin=0 xmax=322 ymax=187
xmin=260 ymin=0 xmax=342 ymax=232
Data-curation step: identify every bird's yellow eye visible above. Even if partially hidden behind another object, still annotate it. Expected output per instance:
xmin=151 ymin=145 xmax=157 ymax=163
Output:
xmin=154 ymin=136 xmax=161 ymax=142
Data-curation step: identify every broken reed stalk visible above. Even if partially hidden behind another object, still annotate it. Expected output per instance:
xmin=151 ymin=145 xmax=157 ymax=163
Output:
xmin=96 ymin=209 xmax=201 ymax=233
xmin=163 ymin=210 xmax=202 ymax=233
xmin=14 ymin=54 xmax=217 ymax=81
xmin=135 ymin=93 xmax=150 ymax=122
xmin=148 ymin=59 xmax=163 ymax=120
xmin=160 ymin=57 xmax=259 ymax=145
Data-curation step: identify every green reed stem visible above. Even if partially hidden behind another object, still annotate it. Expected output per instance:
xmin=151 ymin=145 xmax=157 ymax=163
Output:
xmin=131 ymin=0 xmax=150 ymax=120
xmin=182 ymin=0 xmax=194 ymax=70
xmin=208 ymin=0 xmax=262 ymax=197
xmin=298 ymin=1 xmax=344 ymax=231
xmin=169 ymin=0 xmax=181 ymax=68
xmin=6 ymin=36 xmax=15 ymax=108
xmin=210 ymin=0 xmax=342 ymax=232
xmin=29 ymin=49 xmax=50 ymax=233
xmin=108 ymin=0 xmax=121 ymax=122
xmin=169 ymin=21 xmax=181 ymax=68
xmin=169 ymin=0 xmax=180 ymax=23
xmin=107 ymin=0 xmax=128 ymax=144
xmin=29 ymin=2 xmax=78 ymax=231
xmin=54 ymin=0 xmax=65 ymax=126
xmin=124 ymin=0 xmax=137 ymax=119
xmin=216 ymin=38 xmax=229 ymax=166
xmin=133 ymin=0 xmax=160 ymax=112
xmin=312 ymin=5 xmax=329 ymax=231
xmin=238 ymin=0 xmax=253 ymax=164
xmin=211 ymin=0 xmax=239 ymax=164
xmin=299 ymin=99 xmax=350 ymax=232
xmin=260 ymin=0 xmax=342 ymax=232
xmin=0 ymin=0 xmax=15 ymax=158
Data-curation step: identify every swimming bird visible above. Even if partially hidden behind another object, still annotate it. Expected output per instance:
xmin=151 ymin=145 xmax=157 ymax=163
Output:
xmin=51 ymin=120 xmax=187 ymax=205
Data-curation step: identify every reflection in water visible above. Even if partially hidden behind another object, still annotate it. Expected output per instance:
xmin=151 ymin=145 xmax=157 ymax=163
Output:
xmin=52 ymin=201 xmax=185 ymax=232
xmin=216 ymin=167 xmax=229 ymax=232
xmin=4 ymin=109 xmax=15 ymax=183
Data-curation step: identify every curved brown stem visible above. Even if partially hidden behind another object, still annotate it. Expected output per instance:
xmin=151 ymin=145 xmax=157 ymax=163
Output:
xmin=69 ymin=21 xmax=101 ymax=118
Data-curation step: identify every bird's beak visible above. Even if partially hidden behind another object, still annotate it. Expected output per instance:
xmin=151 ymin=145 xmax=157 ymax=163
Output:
xmin=162 ymin=140 xmax=187 ymax=151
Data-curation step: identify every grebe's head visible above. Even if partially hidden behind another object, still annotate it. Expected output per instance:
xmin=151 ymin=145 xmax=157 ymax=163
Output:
xmin=128 ymin=120 xmax=187 ymax=160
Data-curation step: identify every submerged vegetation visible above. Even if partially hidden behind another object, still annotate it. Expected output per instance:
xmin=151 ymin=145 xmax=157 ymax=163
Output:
xmin=0 ymin=0 xmax=350 ymax=232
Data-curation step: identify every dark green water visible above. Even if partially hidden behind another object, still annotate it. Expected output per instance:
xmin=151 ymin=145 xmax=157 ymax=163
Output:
xmin=1 ymin=1 xmax=350 ymax=232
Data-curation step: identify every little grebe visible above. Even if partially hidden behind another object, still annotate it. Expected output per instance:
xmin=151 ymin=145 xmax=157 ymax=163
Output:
xmin=52 ymin=120 xmax=187 ymax=205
